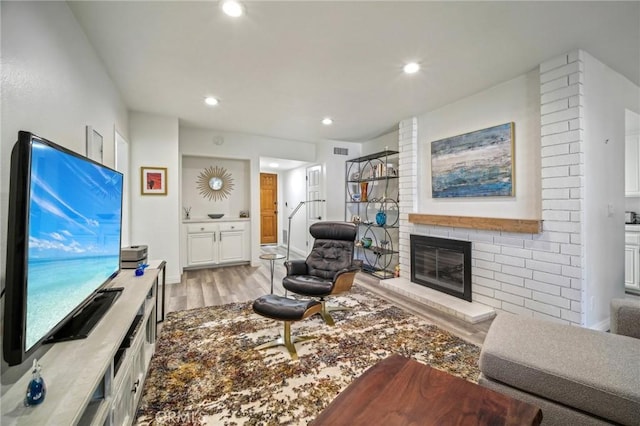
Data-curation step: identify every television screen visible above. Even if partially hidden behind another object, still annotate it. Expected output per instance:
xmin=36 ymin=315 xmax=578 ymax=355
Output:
xmin=4 ymin=131 xmax=123 ymax=365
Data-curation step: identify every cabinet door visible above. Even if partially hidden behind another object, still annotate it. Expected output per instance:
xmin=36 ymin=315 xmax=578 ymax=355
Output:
xmin=188 ymin=233 xmax=217 ymax=265
xmin=129 ymin=339 xmax=146 ymax=418
xmin=219 ymin=230 xmax=244 ymax=263
xmin=625 ymin=245 xmax=640 ymax=292
xmin=625 ymin=135 xmax=640 ymax=196
xmin=111 ymin=362 xmax=133 ymax=426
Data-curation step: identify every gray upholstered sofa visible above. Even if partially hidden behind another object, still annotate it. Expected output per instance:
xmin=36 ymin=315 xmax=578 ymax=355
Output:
xmin=479 ymin=298 xmax=640 ymax=425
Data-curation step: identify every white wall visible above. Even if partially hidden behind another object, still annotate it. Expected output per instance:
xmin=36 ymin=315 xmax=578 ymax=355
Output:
xmin=129 ymin=112 xmax=180 ymax=283
xmin=626 ymin=198 xmax=640 ymax=214
xmin=315 ymin=141 xmax=363 ymax=221
xmin=418 ymin=71 xmax=541 ymax=219
xmin=0 ymin=1 xmax=128 ymax=376
xmin=361 ymin=129 xmax=399 ymax=156
xmin=582 ymin=51 xmax=639 ymax=326
xmin=182 ymin=156 xmax=250 ymax=220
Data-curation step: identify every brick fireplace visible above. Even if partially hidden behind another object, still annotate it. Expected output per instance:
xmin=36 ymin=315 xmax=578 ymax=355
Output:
xmin=390 ymin=50 xmax=602 ymax=327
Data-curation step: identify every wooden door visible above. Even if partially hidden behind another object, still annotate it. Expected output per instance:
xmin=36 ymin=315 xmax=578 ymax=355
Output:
xmin=260 ymin=173 xmax=278 ymax=244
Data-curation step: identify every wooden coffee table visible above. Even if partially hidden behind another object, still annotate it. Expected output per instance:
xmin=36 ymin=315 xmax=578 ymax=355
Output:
xmin=310 ymin=354 xmax=542 ymax=426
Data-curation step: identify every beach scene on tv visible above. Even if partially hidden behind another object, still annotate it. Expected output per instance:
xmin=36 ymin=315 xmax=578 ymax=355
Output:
xmin=25 ymin=142 xmax=123 ymax=351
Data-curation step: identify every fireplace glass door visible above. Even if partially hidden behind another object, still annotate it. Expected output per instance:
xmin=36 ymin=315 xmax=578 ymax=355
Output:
xmin=410 ymin=235 xmax=471 ymax=301
xmin=414 ymin=246 xmax=464 ymax=293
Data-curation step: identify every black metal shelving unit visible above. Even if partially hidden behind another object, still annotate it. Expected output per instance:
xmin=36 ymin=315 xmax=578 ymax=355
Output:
xmin=345 ymin=150 xmax=399 ymax=279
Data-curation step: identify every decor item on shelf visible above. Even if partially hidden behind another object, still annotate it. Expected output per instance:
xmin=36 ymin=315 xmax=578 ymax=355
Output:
xmin=239 ymin=210 xmax=249 ymax=218
xmin=208 ymin=213 xmax=224 ymax=219
xmin=361 ymin=237 xmax=372 ymax=248
xmin=183 ymin=207 xmax=191 ymax=220
xmin=431 ymin=122 xmax=514 ymax=198
xmin=141 ymin=166 xmax=168 ymax=195
xmin=197 ymin=166 xmax=235 ymax=201
xmin=352 ymin=193 xmax=361 ymax=202
xmin=351 ymin=215 xmax=361 ymax=223
xmin=394 ymin=264 xmax=400 ymax=277
xmin=24 ymin=359 xmax=46 ymax=407
xmin=375 ymin=209 xmax=387 ymax=226
xmin=350 ymin=172 xmax=360 ymax=181
xmin=360 ymin=182 xmax=369 ymax=202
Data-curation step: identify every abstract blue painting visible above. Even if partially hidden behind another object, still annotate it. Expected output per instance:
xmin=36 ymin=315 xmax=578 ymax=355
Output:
xmin=431 ymin=122 xmax=515 ymax=198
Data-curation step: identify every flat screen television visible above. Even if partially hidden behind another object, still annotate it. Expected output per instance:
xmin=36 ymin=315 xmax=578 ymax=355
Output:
xmin=3 ymin=131 xmax=124 ymax=366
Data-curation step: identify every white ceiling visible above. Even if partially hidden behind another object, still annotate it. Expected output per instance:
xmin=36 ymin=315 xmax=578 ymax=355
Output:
xmin=68 ymin=1 xmax=640 ymax=144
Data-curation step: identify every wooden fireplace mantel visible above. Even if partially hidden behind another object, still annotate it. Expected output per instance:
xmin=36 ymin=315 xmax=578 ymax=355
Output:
xmin=408 ymin=214 xmax=542 ymax=234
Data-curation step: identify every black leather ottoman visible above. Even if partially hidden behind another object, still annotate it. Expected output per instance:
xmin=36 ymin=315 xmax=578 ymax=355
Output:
xmin=252 ymin=294 xmax=321 ymax=360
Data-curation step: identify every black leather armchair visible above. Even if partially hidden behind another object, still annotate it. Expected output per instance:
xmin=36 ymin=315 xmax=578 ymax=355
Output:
xmin=283 ymin=221 xmax=362 ymax=326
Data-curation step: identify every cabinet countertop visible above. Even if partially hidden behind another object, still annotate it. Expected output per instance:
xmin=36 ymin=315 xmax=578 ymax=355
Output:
xmin=183 ymin=217 xmax=250 ymax=224
xmin=626 ymin=224 xmax=640 ymax=232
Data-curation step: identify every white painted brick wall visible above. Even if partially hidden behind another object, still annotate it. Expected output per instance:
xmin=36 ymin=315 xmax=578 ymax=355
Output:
xmin=395 ymin=51 xmax=586 ymax=326
xmin=525 ymin=279 xmax=562 ymax=296
xmin=398 ymin=117 xmax=418 ymax=275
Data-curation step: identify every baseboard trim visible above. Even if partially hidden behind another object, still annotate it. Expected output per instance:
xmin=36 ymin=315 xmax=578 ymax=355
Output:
xmin=589 ymin=317 xmax=610 ymax=332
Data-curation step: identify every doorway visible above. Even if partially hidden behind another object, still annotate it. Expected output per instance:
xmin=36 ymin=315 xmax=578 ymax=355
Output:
xmin=260 ymin=173 xmax=278 ymax=244
xmin=305 ymin=164 xmax=325 ymax=252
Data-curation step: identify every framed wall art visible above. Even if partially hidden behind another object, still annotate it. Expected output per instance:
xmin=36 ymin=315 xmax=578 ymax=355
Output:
xmin=86 ymin=125 xmax=103 ymax=163
xmin=141 ymin=166 xmax=168 ymax=195
xmin=431 ymin=122 xmax=515 ymax=198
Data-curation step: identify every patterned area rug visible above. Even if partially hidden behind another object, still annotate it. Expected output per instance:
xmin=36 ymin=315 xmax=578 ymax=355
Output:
xmin=135 ymin=285 xmax=480 ymax=425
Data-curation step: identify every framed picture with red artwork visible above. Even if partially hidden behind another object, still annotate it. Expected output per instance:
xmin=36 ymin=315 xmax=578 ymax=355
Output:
xmin=140 ymin=166 xmax=167 ymax=195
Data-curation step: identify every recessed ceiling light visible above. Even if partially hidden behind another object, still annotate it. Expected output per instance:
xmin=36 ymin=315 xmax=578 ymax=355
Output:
xmin=221 ymin=0 xmax=244 ymax=17
xmin=204 ymin=96 xmax=219 ymax=106
xmin=403 ymin=62 xmax=420 ymax=74
xmin=322 ymin=117 xmax=333 ymax=125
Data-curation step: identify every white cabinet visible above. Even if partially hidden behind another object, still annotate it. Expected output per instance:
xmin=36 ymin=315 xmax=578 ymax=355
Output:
xmin=219 ymin=223 xmax=246 ymax=263
xmin=625 ymin=134 xmax=640 ymax=197
xmin=625 ymin=229 xmax=640 ymax=293
xmin=186 ymin=221 xmax=249 ymax=267
xmin=0 ymin=269 xmax=159 ymax=426
xmin=110 ymin=313 xmax=151 ymax=426
xmin=187 ymin=224 xmax=218 ymax=265
xmin=624 ymin=245 xmax=639 ymax=292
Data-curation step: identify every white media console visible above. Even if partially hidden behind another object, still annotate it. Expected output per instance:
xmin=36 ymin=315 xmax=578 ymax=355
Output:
xmin=1 ymin=267 xmax=159 ymax=425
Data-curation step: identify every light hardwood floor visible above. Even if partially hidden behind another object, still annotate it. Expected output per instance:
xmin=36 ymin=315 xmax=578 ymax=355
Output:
xmin=165 ymin=246 xmax=492 ymax=346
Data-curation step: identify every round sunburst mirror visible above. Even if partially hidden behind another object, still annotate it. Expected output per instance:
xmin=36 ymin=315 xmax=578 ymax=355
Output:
xmin=197 ymin=166 xmax=234 ymax=201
